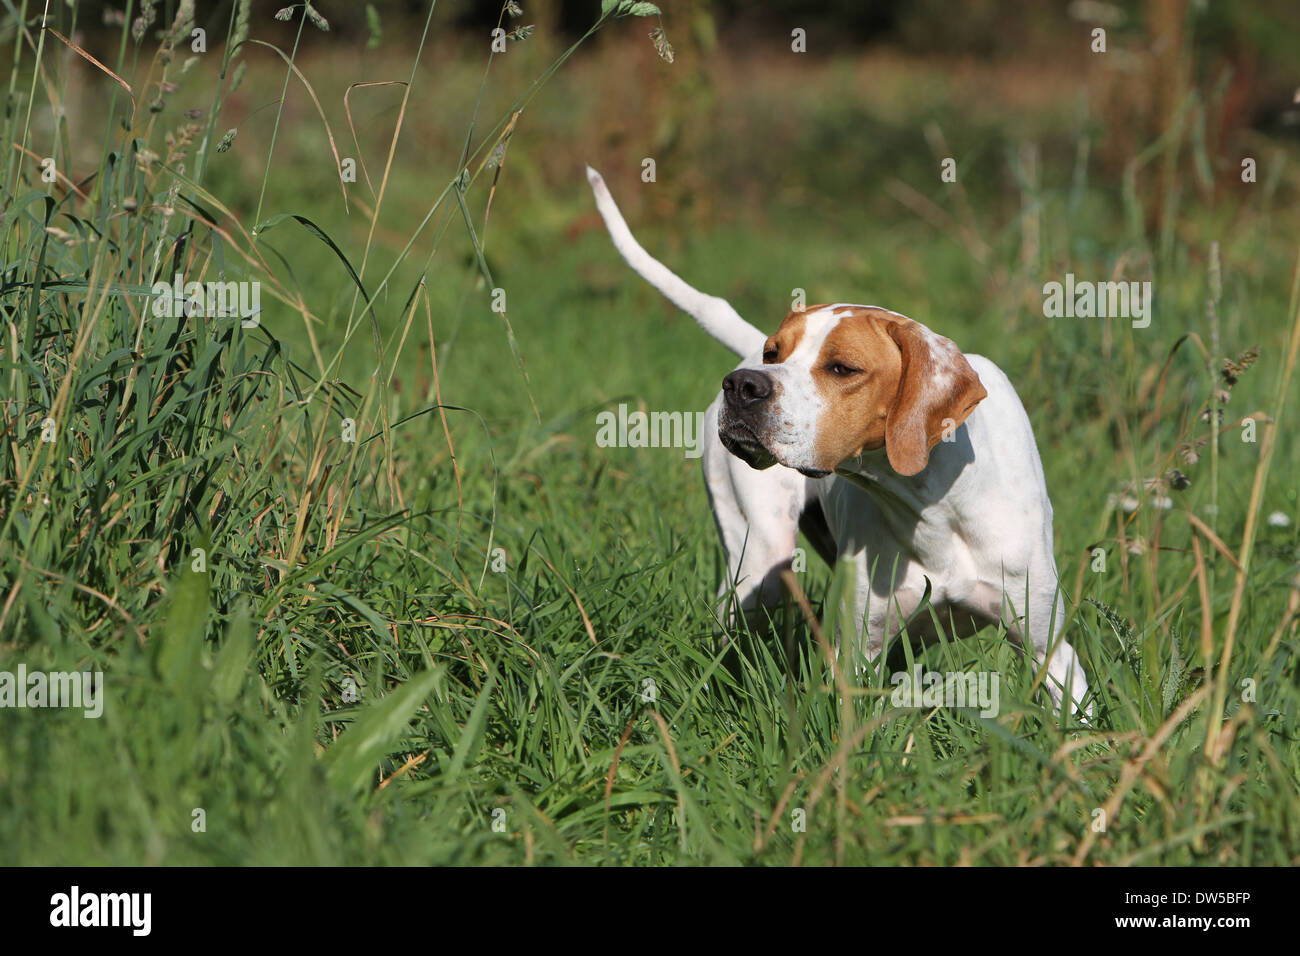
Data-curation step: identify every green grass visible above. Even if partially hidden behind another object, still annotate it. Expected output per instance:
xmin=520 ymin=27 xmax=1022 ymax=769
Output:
xmin=1 ymin=1 xmax=1299 ymax=865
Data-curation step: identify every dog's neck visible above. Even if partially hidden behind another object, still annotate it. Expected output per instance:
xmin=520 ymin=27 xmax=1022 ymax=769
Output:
xmin=833 ymin=450 xmax=927 ymax=521
xmin=833 ymin=437 xmax=970 ymax=524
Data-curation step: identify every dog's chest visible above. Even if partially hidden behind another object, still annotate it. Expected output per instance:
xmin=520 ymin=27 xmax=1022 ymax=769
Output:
xmin=817 ymin=472 xmax=982 ymax=602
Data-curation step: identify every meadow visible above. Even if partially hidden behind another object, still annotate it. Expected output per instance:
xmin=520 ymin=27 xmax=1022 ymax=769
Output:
xmin=0 ymin=1 xmax=1297 ymax=865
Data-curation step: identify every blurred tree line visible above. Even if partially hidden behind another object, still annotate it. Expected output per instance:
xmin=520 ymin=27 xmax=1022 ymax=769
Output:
xmin=50 ymin=1 xmax=1297 ymax=134
xmin=34 ymin=0 xmax=1298 ymax=232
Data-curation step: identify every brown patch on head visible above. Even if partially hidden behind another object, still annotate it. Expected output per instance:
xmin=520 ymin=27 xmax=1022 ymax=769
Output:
xmin=807 ymin=308 xmax=903 ymax=469
xmin=761 ymin=308 xmax=811 ymax=364
xmin=807 ymin=308 xmax=987 ymax=476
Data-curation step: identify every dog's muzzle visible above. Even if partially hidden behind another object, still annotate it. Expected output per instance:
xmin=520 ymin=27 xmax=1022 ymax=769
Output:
xmin=719 ymin=369 xmax=779 ymax=469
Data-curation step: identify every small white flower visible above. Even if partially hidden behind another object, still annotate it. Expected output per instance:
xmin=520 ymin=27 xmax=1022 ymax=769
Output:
xmin=1267 ymin=511 xmax=1291 ymax=528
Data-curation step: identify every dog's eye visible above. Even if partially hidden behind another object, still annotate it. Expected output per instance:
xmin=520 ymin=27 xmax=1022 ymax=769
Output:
xmin=762 ymin=349 xmax=778 ymax=363
xmin=827 ymin=362 xmax=860 ymax=377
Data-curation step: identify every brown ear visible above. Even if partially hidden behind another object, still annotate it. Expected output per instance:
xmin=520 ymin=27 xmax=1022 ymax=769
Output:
xmin=883 ymin=320 xmax=988 ymax=476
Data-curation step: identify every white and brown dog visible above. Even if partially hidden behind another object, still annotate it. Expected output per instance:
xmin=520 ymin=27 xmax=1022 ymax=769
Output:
xmin=586 ymin=167 xmax=1089 ymax=717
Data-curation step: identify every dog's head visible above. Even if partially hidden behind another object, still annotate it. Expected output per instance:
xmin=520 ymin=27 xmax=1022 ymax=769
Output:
xmin=718 ymin=305 xmax=987 ymax=478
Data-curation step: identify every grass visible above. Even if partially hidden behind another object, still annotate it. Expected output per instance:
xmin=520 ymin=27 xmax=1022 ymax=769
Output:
xmin=1 ymin=1 xmax=1298 ymax=865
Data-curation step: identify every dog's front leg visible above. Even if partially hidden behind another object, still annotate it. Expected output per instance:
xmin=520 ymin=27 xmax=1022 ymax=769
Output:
xmin=701 ymin=397 xmax=809 ymax=629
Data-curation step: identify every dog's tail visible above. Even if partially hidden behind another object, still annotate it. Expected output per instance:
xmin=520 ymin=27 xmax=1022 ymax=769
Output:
xmin=586 ymin=166 xmax=765 ymax=358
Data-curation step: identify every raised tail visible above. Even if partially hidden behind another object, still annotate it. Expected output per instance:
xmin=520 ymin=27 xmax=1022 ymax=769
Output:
xmin=585 ymin=166 xmax=765 ymax=358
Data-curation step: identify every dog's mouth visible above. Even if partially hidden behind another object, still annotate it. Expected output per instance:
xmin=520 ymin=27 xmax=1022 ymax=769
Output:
xmin=718 ymin=419 xmax=779 ymax=470
xmin=719 ymin=418 xmax=833 ymax=478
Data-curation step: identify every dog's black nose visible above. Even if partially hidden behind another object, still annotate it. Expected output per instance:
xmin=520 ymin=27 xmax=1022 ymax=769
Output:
xmin=723 ymin=368 xmax=773 ymax=408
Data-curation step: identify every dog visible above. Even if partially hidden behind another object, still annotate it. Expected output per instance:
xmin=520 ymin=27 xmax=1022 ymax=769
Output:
xmin=585 ymin=167 xmax=1089 ymax=717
